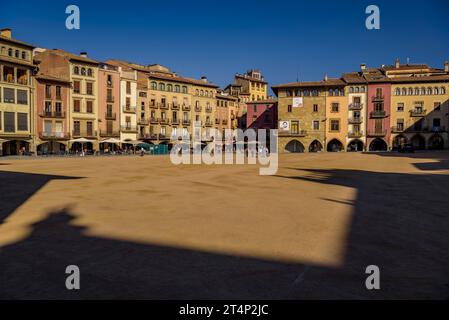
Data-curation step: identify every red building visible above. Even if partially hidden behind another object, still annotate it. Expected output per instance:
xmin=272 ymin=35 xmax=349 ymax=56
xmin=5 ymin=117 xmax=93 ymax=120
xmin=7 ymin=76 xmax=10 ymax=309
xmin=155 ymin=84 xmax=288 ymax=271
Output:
xmin=246 ymin=99 xmax=277 ymax=131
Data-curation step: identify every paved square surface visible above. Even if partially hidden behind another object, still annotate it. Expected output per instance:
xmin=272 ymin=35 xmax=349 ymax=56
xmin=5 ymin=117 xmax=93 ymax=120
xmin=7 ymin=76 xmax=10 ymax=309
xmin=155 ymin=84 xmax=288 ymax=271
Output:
xmin=0 ymin=152 xmax=448 ymax=299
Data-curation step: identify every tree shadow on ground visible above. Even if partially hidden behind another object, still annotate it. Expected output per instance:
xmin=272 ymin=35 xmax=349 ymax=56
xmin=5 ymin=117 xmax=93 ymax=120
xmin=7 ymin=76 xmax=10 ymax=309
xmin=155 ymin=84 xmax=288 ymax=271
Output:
xmin=0 ymin=167 xmax=448 ymax=299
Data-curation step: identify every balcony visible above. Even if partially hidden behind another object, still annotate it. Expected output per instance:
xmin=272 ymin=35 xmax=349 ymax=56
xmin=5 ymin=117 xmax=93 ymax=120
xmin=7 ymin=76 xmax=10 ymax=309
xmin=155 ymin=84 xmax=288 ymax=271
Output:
xmin=215 ymin=118 xmax=220 ymax=125
xmin=171 ymin=118 xmax=180 ymax=125
xmin=171 ymin=103 xmax=180 ymax=110
xmin=105 ymin=112 xmax=116 ymax=120
xmin=159 ymin=103 xmax=169 ymax=110
xmin=410 ymin=109 xmax=426 ymax=117
xmin=348 ymin=117 xmax=363 ymax=124
xmin=367 ymin=129 xmax=387 ymax=137
xmin=182 ymin=119 xmax=191 ymax=126
xmin=371 ymin=95 xmax=384 ymax=102
xmin=222 ymin=119 xmax=228 ymax=125
xmin=39 ymin=111 xmax=66 ymax=118
xmin=195 ymin=106 xmax=202 ymax=112
xmin=204 ymin=121 xmax=212 ymax=127
xmin=348 ymin=131 xmax=363 ymax=138
xmin=391 ymin=126 xmax=404 ymax=133
xmin=159 ymin=118 xmax=169 ymax=125
xmin=349 ymin=103 xmax=363 ymax=110
xmin=150 ymin=117 xmax=159 ymax=124
xmin=278 ymin=130 xmax=307 ymax=137
xmin=158 ymin=134 xmax=169 ymax=140
xmin=370 ymin=110 xmax=387 ymax=118
xmin=205 ymin=107 xmax=212 ymax=113
xmin=39 ymin=132 xmax=70 ymax=140
xmin=72 ymin=130 xmax=97 ymax=138
xmin=139 ymin=133 xmax=158 ymax=140
xmin=182 ymin=104 xmax=191 ymax=111
xmin=106 ymin=96 xmax=115 ymax=103
xmin=149 ymin=101 xmax=158 ymax=109
xmin=122 ymin=105 xmax=136 ymax=113
xmin=121 ymin=125 xmax=138 ymax=133
xmin=137 ymin=118 xmax=149 ymax=125
xmin=100 ymin=129 xmax=120 ymax=137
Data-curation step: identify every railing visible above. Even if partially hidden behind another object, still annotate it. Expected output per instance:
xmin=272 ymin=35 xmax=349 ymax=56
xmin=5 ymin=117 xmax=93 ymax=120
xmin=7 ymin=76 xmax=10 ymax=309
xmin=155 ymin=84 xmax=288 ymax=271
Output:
xmin=182 ymin=104 xmax=191 ymax=111
xmin=40 ymin=132 xmax=70 ymax=139
xmin=171 ymin=103 xmax=180 ymax=110
xmin=391 ymin=126 xmax=404 ymax=133
xmin=278 ymin=130 xmax=307 ymax=137
xmin=182 ymin=119 xmax=191 ymax=126
xmin=205 ymin=107 xmax=212 ymax=113
xmin=367 ymin=129 xmax=387 ymax=137
xmin=204 ymin=121 xmax=212 ymax=127
xmin=171 ymin=118 xmax=180 ymax=125
xmin=120 ymin=125 xmax=138 ymax=133
xmin=371 ymin=95 xmax=384 ymax=102
xmin=158 ymin=134 xmax=169 ymax=140
xmin=72 ymin=130 xmax=97 ymax=138
xmin=39 ymin=111 xmax=66 ymax=118
xmin=149 ymin=101 xmax=158 ymax=109
xmin=348 ymin=117 xmax=363 ymax=124
xmin=122 ymin=105 xmax=136 ymax=113
xmin=105 ymin=112 xmax=116 ymax=120
xmin=159 ymin=118 xmax=169 ymax=124
xmin=137 ymin=118 xmax=149 ymax=125
xmin=139 ymin=133 xmax=158 ymax=140
xmin=222 ymin=119 xmax=228 ymax=125
xmin=370 ymin=110 xmax=387 ymax=118
xmin=348 ymin=131 xmax=363 ymax=138
xmin=150 ymin=117 xmax=159 ymax=124
xmin=195 ymin=106 xmax=202 ymax=112
xmin=99 ymin=129 xmax=120 ymax=137
xmin=215 ymin=118 xmax=219 ymax=124
xmin=17 ymin=78 xmax=28 ymax=85
xmin=410 ymin=109 xmax=426 ymax=117
xmin=159 ymin=102 xmax=169 ymax=109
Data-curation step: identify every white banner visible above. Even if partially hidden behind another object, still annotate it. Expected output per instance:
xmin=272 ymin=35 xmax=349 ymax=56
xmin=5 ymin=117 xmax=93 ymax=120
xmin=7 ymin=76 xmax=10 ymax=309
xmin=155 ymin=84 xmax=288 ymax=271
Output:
xmin=279 ymin=120 xmax=290 ymax=131
xmin=292 ymin=97 xmax=303 ymax=108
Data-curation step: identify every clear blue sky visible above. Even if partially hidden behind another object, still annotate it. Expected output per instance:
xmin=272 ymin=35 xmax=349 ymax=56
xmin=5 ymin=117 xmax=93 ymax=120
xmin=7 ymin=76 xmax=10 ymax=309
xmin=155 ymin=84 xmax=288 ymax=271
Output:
xmin=2 ymin=0 xmax=449 ymax=91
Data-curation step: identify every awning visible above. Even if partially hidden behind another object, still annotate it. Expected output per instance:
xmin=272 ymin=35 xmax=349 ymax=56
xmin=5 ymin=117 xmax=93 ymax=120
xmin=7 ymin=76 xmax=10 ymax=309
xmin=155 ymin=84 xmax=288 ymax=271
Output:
xmin=122 ymin=140 xmax=141 ymax=146
xmin=100 ymin=138 xmax=122 ymax=144
xmin=69 ymin=138 xmax=92 ymax=143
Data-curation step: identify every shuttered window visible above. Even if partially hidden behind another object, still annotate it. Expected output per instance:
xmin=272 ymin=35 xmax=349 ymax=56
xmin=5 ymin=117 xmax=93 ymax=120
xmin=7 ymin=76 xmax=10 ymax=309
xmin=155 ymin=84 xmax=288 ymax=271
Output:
xmin=18 ymin=113 xmax=28 ymax=131
xmin=4 ymin=112 xmax=15 ymax=132
xmin=4 ymin=88 xmax=14 ymax=103
xmin=17 ymin=90 xmax=28 ymax=104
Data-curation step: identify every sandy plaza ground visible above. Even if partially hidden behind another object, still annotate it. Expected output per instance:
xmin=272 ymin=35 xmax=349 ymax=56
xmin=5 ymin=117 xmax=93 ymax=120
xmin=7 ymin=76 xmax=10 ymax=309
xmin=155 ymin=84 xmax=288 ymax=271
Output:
xmin=0 ymin=151 xmax=448 ymax=299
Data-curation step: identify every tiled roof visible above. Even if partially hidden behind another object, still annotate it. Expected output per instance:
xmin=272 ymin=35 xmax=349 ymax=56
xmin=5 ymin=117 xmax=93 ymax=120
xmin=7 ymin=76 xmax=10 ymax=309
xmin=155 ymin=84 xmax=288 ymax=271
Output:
xmin=52 ymin=49 xmax=99 ymax=65
xmin=0 ymin=34 xmax=35 ymax=48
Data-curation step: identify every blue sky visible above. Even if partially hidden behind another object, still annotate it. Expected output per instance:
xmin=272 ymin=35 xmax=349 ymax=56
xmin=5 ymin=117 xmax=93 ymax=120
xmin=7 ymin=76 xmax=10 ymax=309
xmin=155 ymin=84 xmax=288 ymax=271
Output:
xmin=2 ymin=0 xmax=449 ymax=91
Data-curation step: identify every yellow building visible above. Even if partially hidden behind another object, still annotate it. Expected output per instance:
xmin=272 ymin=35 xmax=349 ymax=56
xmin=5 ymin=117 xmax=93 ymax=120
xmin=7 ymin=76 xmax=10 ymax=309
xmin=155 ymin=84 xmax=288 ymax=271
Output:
xmin=324 ymin=79 xmax=348 ymax=152
xmin=0 ymin=28 xmax=35 ymax=155
xmin=388 ymin=61 xmax=449 ymax=150
xmin=234 ymin=70 xmax=268 ymax=101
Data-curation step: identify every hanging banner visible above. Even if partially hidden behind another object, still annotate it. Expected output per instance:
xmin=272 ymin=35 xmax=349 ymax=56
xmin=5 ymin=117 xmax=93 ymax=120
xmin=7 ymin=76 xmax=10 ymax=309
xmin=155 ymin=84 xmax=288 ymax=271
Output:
xmin=292 ymin=97 xmax=303 ymax=108
xmin=279 ymin=120 xmax=290 ymax=131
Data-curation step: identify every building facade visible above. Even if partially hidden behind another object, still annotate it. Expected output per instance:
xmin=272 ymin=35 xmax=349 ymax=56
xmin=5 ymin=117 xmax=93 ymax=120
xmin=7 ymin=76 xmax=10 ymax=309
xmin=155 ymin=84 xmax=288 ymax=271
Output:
xmin=0 ymin=28 xmax=35 ymax=155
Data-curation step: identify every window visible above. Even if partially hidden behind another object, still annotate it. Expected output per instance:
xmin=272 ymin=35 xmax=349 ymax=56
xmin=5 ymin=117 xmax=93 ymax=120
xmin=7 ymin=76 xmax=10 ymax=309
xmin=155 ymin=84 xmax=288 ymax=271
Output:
xmin=285 ymin=90 xmax=292 ymax=97
xmin=74 ymin=121 xmax=80 ymax=134
xmin=174 ymin=85 xmax=180 ymax=93
xmin=73 ymin=81 xmax=80 ymax=94
xmin=427 ymin=87 xmax=432 ymax=95
xmin=167 ymin=84 xmax=173 ymax=92
xmin=81 ymin=68 xmax=86 ymax=76
xmin=74 ymin=100 xmax=81 ymax=112
xmin=17 ymin=113 xmax=27 ymax=131
xmin=15 ymin=50 xmax=19 ymax=58
xmin=408 ymin=88 xmax=413 ymax=95
xmin=331 ymin=103 xmax=339 ymax=113
xmin=441 ymin=87 xmax=446 ymax=95
xmin=433 ymin=118 xmax=441 ymax=129
xmin=87 ymin=121 xmax=93 ymax=135
xmin=376 ymin=88 xmax=383 ymax=97
xmin=287 ymin=105 xmax=292 ymax=112
xmin=159 ymin=83 xmax=165 ymax=91
xmin=355 ymin=87 xmax=360 ymax=93
xmin=329 ymin=89 xmax=334 ymax=96
xmin=21 ymin=51 xmax=26 ymax=60
xmin=434 ymin=102 xmax=441 ymax=111
xmin=4 ymin=112 xmax=15 ymax=132
xmin=126 ymin=81 xmax=131 ymax=94
xmin=349 ymin=87 xmax=354 ymax=93
xmin=361 ymin=87 xmax=366 ymax=93
xmin=56 ymin=86 xmax=61 ymax=99
xmin=8 ymin=48 xmax=13 ymax=56
xmin=291 ymin=121 xmax=299 ymax=134
xmin=87 ymin=69 xmax=92 ymax=77
xmin=151 ymin=82 xmax=157 ymax=90
xmin=17 ymin=90 xmax=27 ymax=104
xmin=414 ymin=88 xmax=419 ymax=95
xmin=395 ymin=88 xmax=401 ymax=96
xmin=86 ymin=82 xmax=93 ymax=95
xmin=420 ymin=87 xmax=425 ymax=95
xmin=253 ymin=105 xmax=257 ymax=112
xmin=313 ymin=120 xmax=320 ymax=130
xmin=86 ymin=100 xmax=93 ymax=113
xmin=3 ymin=88 xmax=14 ymax=103
xmin=330 ymin=120 xmax=340 ymax=131
xmin=397 ymin=119 xmax=404 ymax=131
xmin=434 ymin=87 xmax=439 ymax=95
xmin=402 ymin=88 xmax=407 ymax=96
xmin=295 ymin=89 xmax=302 ymax=96
xmin=74 ymin=66 xmax=79 ymax=75
xmin=397 ymin=103 xmax=404 ymax=112
xmin=182 ymin=86 xmax=187 ymax=94
xmin=313 ymin=104 xmax=318 ymax=112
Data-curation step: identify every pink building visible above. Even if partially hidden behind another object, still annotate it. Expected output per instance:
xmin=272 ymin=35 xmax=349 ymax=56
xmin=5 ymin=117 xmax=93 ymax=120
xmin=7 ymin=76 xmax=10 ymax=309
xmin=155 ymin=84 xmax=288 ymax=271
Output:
xmin=98 ymin=63 xmax=120 ymax=151
xmin=35 ymin=74 xmax=71 ymax=154
xmin=366 ymin=82 xmax=391 ymax=151
xmin=246 ymin=99 xmax=277 ymax=130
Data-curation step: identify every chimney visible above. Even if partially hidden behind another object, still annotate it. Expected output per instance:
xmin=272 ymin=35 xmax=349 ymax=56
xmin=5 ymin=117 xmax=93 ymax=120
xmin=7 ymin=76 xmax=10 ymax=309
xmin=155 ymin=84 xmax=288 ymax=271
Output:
xmin=80 ymin=52 xmax=88 ymax=58
xmin=324 ymin=73 xmax=328 ymax=81
xmin=395 ymin=58 xmax=400 ymax=69
xmin=445 ymin=61 xmax=449 ymax=73
xmin=0 ymin=28 xmax=12 ymax=39
xmin=200 ymin=76 xmax=208 ymax=83
xmin=360 ymin=64 xmax=366 ymax=72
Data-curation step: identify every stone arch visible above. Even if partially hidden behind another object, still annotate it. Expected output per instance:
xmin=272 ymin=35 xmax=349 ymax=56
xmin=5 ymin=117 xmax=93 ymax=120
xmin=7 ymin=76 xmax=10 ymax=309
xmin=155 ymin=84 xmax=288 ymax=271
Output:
xmin=285 ymin=140 xmax=305 ymax=153
xmin=326 ymin=139 xmax=344 ymax=152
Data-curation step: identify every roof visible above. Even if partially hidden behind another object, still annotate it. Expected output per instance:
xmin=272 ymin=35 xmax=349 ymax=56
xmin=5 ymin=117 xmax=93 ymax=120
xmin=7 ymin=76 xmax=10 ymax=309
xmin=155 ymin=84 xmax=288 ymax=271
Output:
xmin=0 ymin=34 xmax=35 ymax=49
xmin=388 ymin=74 xmax=449 ymax=84
xmin=235 ymin=73 xmax=268 ymax=84
xmin=246 ymin=99 xmax=277 ymax=104
xmin=52 ymin=49 xmax=99 ymax=65
xmin=148 ymin=73 xmax=219 ymax=88
xmin=35 ymin=74 xmax=71 ymax=84
xmin=271 ymin=78 xmax=345 ymax=89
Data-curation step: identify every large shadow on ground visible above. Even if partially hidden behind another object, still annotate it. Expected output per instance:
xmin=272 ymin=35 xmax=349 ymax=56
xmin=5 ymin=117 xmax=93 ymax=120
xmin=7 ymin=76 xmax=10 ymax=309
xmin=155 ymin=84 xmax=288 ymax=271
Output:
xmin=0 ymin=166 xmax=448 ymax=299
xmin=0 ymin=169 xmax=81 ymax=224
xmin=365 ymin=151 xmax=449 ymax=171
